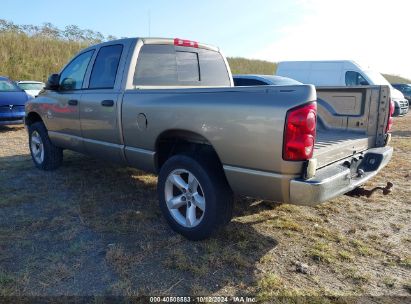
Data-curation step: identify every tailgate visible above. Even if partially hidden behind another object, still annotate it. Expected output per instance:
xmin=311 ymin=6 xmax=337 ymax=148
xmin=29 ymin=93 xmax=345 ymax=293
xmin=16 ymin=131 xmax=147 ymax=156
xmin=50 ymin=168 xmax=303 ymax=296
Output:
xmin=314 ymin=86 xmax=390 ymax=168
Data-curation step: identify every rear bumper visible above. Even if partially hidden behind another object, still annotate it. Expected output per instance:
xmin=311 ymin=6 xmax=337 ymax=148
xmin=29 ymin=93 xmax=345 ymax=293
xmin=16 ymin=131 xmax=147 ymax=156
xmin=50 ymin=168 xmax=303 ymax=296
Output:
xmin=289 ymin=146 xmax=393 ymax=205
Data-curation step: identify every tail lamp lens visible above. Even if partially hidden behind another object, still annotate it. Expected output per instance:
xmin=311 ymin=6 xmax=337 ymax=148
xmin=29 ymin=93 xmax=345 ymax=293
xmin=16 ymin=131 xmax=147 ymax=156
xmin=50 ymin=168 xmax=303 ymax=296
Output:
xmin=283 ymin=102 xmax=317 ymax=161
xmin=386 ymin=99 xmax=394 ymax=132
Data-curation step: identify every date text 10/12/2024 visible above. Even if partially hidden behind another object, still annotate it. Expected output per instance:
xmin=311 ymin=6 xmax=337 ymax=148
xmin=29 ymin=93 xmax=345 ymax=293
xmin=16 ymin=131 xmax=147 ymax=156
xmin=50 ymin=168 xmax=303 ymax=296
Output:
xmin=149 ymin=296 xmax=257 ymax=303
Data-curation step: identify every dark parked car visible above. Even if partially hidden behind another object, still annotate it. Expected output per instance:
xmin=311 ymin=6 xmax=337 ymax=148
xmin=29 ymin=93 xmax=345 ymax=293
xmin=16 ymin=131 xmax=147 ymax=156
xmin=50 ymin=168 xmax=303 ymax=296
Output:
xmin=233 ymin=74 xmax=302 ymax=86
xmin=0 ymin=76 xmax=31 ymax=125
xmin=392 ymin=83 xmax=411 ymax=103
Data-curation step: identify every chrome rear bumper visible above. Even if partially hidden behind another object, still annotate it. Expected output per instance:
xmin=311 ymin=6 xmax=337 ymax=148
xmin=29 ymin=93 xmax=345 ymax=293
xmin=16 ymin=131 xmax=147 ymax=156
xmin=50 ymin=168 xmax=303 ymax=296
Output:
xmin=290 ymin=146 xmax=393 ymax=205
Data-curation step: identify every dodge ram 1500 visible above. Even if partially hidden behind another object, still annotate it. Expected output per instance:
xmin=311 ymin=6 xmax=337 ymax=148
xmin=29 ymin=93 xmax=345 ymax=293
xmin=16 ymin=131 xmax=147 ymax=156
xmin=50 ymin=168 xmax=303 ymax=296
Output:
xmin=25 ymin=38 xmax=394 ymax=240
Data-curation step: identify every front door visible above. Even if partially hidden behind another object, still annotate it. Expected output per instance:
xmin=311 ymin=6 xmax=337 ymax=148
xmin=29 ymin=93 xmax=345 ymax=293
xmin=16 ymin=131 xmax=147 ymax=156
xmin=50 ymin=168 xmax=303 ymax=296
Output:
xmin=46 ymin=50 xmax=95 ymax=152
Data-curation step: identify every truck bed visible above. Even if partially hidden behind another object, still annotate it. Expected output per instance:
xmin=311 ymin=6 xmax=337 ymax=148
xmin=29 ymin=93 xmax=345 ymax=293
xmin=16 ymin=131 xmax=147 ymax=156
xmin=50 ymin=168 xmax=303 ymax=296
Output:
xmin=313 ymin=86 xmax=389 ymax=168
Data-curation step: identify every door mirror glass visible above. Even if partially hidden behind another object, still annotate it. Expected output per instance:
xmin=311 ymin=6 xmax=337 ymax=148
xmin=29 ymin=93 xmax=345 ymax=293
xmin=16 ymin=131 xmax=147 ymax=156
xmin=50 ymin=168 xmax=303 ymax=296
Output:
xmin=60 ymin=77 xmax=76 ymax=91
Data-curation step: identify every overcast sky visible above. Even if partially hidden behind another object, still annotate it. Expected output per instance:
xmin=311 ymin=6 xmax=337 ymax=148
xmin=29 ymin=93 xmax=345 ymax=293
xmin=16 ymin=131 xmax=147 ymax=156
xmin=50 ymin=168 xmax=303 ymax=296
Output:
xmin=2 ymin=0 xmax=410 ymax=78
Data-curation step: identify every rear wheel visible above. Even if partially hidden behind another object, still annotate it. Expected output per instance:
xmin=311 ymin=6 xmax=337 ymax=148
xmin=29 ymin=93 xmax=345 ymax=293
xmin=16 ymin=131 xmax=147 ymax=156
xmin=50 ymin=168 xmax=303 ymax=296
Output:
xmin=28 ymin=122 xmax=63 ymax=170
xmin=158 ymin=154 xmax=233 ymax=240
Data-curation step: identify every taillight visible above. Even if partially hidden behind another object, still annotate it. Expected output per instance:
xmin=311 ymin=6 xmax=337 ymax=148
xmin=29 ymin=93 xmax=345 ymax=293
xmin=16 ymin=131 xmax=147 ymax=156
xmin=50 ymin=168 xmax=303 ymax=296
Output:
xmin=174 ymin=38 xmax=199 ymax=48
xmin=386 ymin=98 xmax=394 ymax=132
xmin=283 ymin=102 xmax=317 ymax=161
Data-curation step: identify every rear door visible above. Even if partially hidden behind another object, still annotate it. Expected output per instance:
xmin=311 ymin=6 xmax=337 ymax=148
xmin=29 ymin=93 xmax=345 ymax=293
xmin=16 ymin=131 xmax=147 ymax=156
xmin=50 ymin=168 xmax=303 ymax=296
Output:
xmin=80 ymin=44 xmax=125 ymax=162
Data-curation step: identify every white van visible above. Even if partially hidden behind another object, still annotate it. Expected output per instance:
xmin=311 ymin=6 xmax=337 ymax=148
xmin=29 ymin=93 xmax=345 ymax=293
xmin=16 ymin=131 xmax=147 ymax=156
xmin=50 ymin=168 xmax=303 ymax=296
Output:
xmin=276 ymin=60 xmax=409 ymax=116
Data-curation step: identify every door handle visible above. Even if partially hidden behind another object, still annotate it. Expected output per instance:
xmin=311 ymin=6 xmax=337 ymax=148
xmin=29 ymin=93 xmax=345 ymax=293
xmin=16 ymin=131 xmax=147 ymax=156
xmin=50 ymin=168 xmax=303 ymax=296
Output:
xmin=101 ymin=100 xmax=114 ymax=107
xmin=68 ymin=99 xmax=78 ymax=106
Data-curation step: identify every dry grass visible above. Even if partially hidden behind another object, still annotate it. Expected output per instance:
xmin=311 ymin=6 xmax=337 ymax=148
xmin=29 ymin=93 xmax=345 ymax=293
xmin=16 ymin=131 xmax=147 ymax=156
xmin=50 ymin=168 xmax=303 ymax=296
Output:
xmin=227 ymin=57 xmax=277 ymax=75
xmin=0 ymin=32 xmax=87 ymax=81
xmin=0 ymin=114 xmax=410 ymax=298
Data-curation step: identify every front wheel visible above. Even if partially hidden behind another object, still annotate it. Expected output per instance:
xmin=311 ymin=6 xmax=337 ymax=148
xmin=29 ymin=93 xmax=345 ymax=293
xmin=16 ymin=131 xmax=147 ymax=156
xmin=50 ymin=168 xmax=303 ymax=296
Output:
xmin=28 ymin=122 xmax=63 ymax=170
xmin=157 ymin=154 xmax=233 ymax=240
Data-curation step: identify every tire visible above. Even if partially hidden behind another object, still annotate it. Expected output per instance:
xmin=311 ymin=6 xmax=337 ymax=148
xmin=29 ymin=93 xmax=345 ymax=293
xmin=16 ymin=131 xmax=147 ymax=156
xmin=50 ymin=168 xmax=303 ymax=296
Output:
xmin=28 ymin=121 xmax=63 ymax=170
xmin=157 ymin=154 xmax=233 ymax=240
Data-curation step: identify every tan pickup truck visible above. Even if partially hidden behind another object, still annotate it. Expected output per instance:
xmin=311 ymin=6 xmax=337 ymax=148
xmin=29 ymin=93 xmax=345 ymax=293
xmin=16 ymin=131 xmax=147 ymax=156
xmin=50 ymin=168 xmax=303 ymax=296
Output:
xmin=25 ymin=38 xmax=394 ymax=240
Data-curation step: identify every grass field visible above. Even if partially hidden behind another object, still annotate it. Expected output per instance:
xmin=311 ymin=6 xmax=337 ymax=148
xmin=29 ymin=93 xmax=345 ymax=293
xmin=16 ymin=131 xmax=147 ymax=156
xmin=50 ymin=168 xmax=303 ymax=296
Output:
xmin=0 ymin=115 xmax=410 ymax=301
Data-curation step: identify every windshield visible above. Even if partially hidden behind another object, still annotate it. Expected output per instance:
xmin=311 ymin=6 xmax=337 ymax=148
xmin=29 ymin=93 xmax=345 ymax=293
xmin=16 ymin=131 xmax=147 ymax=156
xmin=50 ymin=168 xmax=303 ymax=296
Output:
xmin=18 ymin=83 xmax=44 ymax=90
xmin=363 ymin=70 xmax=391 ymax=86
xmin=401 ymin=85 xmax=411 ymax=95
xmin=0 ymin=79 xmax=22 ymax=92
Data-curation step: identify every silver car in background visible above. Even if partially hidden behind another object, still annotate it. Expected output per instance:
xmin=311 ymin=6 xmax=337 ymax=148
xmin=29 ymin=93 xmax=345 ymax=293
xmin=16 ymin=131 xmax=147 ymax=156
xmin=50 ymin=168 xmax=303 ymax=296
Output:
xmin=17 ymin=81 xmax=45 ymax=98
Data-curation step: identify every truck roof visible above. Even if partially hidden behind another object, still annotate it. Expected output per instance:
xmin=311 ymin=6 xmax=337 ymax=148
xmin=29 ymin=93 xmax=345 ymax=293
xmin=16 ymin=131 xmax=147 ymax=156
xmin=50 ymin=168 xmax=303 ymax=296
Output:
xmin=277 ymin=60 xmax=362 ymax=70
xmin=81 ymin=37 xmax=219 ymax=52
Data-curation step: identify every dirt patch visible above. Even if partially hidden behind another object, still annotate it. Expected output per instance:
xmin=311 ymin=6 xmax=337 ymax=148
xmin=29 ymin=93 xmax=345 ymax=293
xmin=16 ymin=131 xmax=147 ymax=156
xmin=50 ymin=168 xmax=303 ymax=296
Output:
xmin=0 ymin=116 xmax=410 ymax=298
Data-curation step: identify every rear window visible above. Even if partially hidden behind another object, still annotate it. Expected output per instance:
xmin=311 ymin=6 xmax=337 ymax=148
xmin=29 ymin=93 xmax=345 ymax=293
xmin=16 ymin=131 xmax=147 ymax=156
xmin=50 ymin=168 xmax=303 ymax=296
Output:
xmin=133 ymin=44 xmax=230 ymax=87
xmin=198 ymin=50 xmax=231 ymax=86
xmin=176 ymin=51 xmax=200 ymax=82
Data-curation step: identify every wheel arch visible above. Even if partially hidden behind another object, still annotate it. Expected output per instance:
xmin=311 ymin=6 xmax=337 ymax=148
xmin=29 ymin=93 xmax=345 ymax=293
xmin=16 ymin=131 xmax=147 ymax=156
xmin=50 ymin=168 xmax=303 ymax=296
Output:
xmin=25 ymin=111 xmax=44 ymax=127
xmin=155 ymin=129 xmax=224 ymax=174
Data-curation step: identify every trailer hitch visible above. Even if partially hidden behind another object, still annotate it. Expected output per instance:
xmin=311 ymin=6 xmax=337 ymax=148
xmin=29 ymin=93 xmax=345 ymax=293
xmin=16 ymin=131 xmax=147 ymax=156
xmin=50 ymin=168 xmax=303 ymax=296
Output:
xmin=346 ymin=182 xmax=393 ymax=198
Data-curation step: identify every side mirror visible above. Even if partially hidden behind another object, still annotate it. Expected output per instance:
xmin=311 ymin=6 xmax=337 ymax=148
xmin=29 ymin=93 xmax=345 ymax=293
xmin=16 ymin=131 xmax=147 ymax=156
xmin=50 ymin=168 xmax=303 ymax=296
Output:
xmin=359 ymin=80 xmax=369 ymax=86
xmin=45 ymin=73 xmax=60 ymax=90
xmin=60 ymin=78 xmax=76 ymax=91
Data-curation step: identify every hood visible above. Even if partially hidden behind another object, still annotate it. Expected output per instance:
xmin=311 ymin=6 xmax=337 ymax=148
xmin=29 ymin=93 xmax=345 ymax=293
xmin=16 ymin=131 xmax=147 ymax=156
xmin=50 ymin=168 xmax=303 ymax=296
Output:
xmin=0 ymin=91 xmax=29 ymax=106
xmin=390 ymin=87 xmax=405 ymax=100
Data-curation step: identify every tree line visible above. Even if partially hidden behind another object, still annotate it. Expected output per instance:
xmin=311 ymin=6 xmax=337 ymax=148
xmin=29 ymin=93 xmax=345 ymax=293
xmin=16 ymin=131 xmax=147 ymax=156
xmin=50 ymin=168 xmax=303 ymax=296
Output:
xmin=0 ymin=19 xmax=117 ymax=44
xmin=0 ymin=19 xmax=409 ymax=84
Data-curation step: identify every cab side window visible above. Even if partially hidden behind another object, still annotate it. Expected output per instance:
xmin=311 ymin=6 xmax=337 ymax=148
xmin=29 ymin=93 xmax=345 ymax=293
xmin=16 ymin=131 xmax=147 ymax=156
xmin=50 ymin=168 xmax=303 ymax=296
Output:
xmin=345 ymin=71 xmax=369 ymax=86
xmin=59 ymin=50 xmax=94 ymax=91
xmin=134 ymin=45 xmax=177 ymax=86
xmin=89 ymin=45 xmax=123 ymax=89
